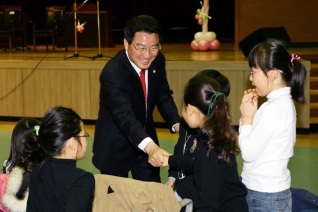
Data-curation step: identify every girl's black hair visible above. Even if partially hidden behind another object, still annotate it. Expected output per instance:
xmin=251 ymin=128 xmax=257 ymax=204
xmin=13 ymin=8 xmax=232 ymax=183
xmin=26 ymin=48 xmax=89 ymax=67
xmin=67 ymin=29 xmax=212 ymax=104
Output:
xmin=183 ymin=76 xmax=240 ymax=166
xmin=195 ymin=69 xmax=230 ymax=97
xmin=4 ymin=118 xmax=40 ymax=173
xmin=3 ymin=118 xmax=40 ymax=200
xmin=21 ymin=107 xmax=83 ymax=171
xmin=248 ymin=38 xmax=307 ymax=104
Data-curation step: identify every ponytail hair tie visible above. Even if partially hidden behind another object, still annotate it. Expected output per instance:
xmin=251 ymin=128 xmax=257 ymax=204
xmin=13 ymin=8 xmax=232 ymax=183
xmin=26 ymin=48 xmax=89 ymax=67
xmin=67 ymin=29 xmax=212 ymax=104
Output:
xmin=290 ymin=54 xmax=301 ymax=66
xmin=34 ymin=125 xmax=40 ymax=136
xmin=207 ymin=92 xmax=226 ymax=116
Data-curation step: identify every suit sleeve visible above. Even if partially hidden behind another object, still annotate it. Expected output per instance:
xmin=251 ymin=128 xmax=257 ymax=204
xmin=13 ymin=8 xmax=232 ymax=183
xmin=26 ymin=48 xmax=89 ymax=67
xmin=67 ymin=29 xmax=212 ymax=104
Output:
xmin=154 ymin=53 xmax=180 ymax=132
xmin=168 ymin=155 xmax=194 ymax=173
xmin=168 ymin=121 xmax=187 ymax=178
xmin=168 ymin=138 xmax=183 ymax=179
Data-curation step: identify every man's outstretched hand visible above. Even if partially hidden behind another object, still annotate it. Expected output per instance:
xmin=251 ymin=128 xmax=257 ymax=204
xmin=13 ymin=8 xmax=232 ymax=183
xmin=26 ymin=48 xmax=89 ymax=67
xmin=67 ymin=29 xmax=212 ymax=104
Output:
xmin=144 ymin=141 xmax=171 ymax=167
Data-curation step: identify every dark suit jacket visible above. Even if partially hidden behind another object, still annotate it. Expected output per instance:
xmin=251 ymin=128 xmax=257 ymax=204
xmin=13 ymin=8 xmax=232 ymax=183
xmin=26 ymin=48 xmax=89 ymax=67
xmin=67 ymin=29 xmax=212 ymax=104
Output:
xmin=93 ymin=49 xmax=180 ymax=175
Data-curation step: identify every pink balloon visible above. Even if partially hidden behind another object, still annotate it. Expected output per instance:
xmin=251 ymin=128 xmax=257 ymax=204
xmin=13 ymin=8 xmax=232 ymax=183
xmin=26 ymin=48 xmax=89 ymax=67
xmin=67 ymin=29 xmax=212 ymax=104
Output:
xmin=198 ymin=40 xmax=209 ymax=51
xmin=209 ymin=39 xmax=220 ymax=50
xmin=191 ymin=40 xmax=199 ymax=50
xmin=195 ymin=14 xmax=199 ymax=20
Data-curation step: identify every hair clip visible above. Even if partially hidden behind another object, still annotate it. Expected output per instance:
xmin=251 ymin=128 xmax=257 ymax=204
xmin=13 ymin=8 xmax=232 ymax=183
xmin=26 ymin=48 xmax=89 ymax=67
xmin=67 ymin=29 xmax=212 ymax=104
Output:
xmin=290 ymin=54 xmax=301 ymax=66
xmin=34 ymin=125 xmax=40 ymax=136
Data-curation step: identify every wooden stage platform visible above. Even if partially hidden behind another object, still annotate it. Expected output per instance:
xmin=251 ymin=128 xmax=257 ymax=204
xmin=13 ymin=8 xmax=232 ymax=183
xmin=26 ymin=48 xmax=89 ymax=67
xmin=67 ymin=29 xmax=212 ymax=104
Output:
xmin=0 ymin=43 xmax=317 ymax=130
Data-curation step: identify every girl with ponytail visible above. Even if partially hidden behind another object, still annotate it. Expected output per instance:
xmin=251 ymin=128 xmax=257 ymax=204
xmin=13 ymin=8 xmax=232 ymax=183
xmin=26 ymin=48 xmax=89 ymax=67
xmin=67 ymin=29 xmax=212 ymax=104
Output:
xmin=25 ymin=106 xmax=95 ymax=212
xmin=239 ymin=38 xmax=307 ymax=212
xmin=0 ymin=118 xmax=41 ymax=212
xmin=163 ymin=76 xmax=248 ymax=211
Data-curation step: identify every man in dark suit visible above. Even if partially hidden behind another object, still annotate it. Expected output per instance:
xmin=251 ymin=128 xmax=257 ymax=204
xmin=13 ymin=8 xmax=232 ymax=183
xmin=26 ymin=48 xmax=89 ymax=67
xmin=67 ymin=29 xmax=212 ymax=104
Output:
xmin=92 ymin=15 xmax=180 ymax=182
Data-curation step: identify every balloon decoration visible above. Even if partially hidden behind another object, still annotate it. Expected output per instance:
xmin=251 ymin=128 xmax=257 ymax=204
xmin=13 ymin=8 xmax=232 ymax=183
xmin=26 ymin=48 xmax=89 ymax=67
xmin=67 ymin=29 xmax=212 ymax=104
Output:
xmin=191 ymin=0 xmax=220 ymax=51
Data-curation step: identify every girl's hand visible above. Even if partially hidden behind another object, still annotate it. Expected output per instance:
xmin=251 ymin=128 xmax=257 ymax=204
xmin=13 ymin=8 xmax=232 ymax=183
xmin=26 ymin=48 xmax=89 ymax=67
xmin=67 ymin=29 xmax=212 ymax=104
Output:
xmin=164 ymin=179 xmax=175 ymax=187
xmin=248 ymin=89 xmax=259 ymax=101
xmin=240 ymin=89 xmax=258 ymax=125
xmin=161 ymin=155 xmax=170 ymax=168
xmin=243 ymin=89 xmax=258 ymax=102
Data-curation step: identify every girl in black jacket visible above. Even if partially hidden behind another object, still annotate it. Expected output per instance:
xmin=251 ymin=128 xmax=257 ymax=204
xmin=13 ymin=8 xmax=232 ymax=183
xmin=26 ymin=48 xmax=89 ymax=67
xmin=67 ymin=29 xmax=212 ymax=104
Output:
xmin=163 ymin=76 xmax=248 ymax=212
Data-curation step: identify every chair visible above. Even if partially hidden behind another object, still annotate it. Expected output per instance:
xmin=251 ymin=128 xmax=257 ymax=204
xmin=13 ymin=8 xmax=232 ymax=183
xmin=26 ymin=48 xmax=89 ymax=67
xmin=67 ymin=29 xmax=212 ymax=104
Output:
xmin=179 ymin=199 xmax=193 ymax=212
xmin=0 ymin=6 xmax=24 ymax=52
xmin=93 ymin=174 xmax=193 ymax=212
xmin=32 ymin=6 xmax=67 ymax=52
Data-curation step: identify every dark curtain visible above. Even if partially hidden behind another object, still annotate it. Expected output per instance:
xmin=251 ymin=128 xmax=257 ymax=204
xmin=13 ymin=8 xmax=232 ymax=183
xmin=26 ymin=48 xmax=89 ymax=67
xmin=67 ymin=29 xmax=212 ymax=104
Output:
xmin=1 ymin=0 xmax=234 ymax=41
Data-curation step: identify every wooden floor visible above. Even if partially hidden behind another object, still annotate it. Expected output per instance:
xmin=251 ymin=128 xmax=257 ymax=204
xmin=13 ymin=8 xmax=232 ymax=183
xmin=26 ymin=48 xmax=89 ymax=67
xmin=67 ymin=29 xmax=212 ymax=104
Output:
xmin=1 ymin=42 xmax=318 ymax=62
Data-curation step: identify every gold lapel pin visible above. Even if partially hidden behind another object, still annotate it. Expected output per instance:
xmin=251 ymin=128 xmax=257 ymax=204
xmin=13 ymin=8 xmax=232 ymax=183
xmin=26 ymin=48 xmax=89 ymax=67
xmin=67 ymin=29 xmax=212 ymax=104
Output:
xmin=153 ymin=70 xmax=156 ymax=73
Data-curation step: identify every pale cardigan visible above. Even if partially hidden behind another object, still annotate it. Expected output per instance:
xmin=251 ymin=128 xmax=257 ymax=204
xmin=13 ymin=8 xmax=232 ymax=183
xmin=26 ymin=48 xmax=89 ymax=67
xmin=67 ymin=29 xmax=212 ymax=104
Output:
xmin=93 ymin=174 xmax=181 ymax=212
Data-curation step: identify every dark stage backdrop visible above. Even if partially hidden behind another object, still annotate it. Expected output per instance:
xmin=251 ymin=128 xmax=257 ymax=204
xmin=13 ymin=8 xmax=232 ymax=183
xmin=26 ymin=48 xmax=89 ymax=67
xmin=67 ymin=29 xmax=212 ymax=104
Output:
xmin=2 ymin=0 xmax=234 ymax=43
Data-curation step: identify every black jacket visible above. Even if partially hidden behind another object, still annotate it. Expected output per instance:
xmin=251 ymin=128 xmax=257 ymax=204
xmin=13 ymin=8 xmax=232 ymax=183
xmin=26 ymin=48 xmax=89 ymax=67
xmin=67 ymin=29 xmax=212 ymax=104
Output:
xmin=168 ymin=119 xmax=199 ymax=200
xmin=169 ymin=133 xmax=248 ymax=212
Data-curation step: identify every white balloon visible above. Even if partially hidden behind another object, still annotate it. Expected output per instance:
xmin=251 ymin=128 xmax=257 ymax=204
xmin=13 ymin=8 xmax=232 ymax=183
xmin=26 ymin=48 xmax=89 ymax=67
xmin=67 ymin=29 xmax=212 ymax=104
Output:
xmin=194 ymin=32 xmax=204 ymax=41
xmin=203 ymin=32 xmax=217 ymax=41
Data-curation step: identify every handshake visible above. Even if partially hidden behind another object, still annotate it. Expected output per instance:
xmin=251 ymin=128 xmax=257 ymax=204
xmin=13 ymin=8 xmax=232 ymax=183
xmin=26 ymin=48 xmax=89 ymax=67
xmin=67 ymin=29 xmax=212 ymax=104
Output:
xmin=144 ymin=123 xmax=179 ymax=167
xmin=145 ymin=141 xmax=170 ymax=167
